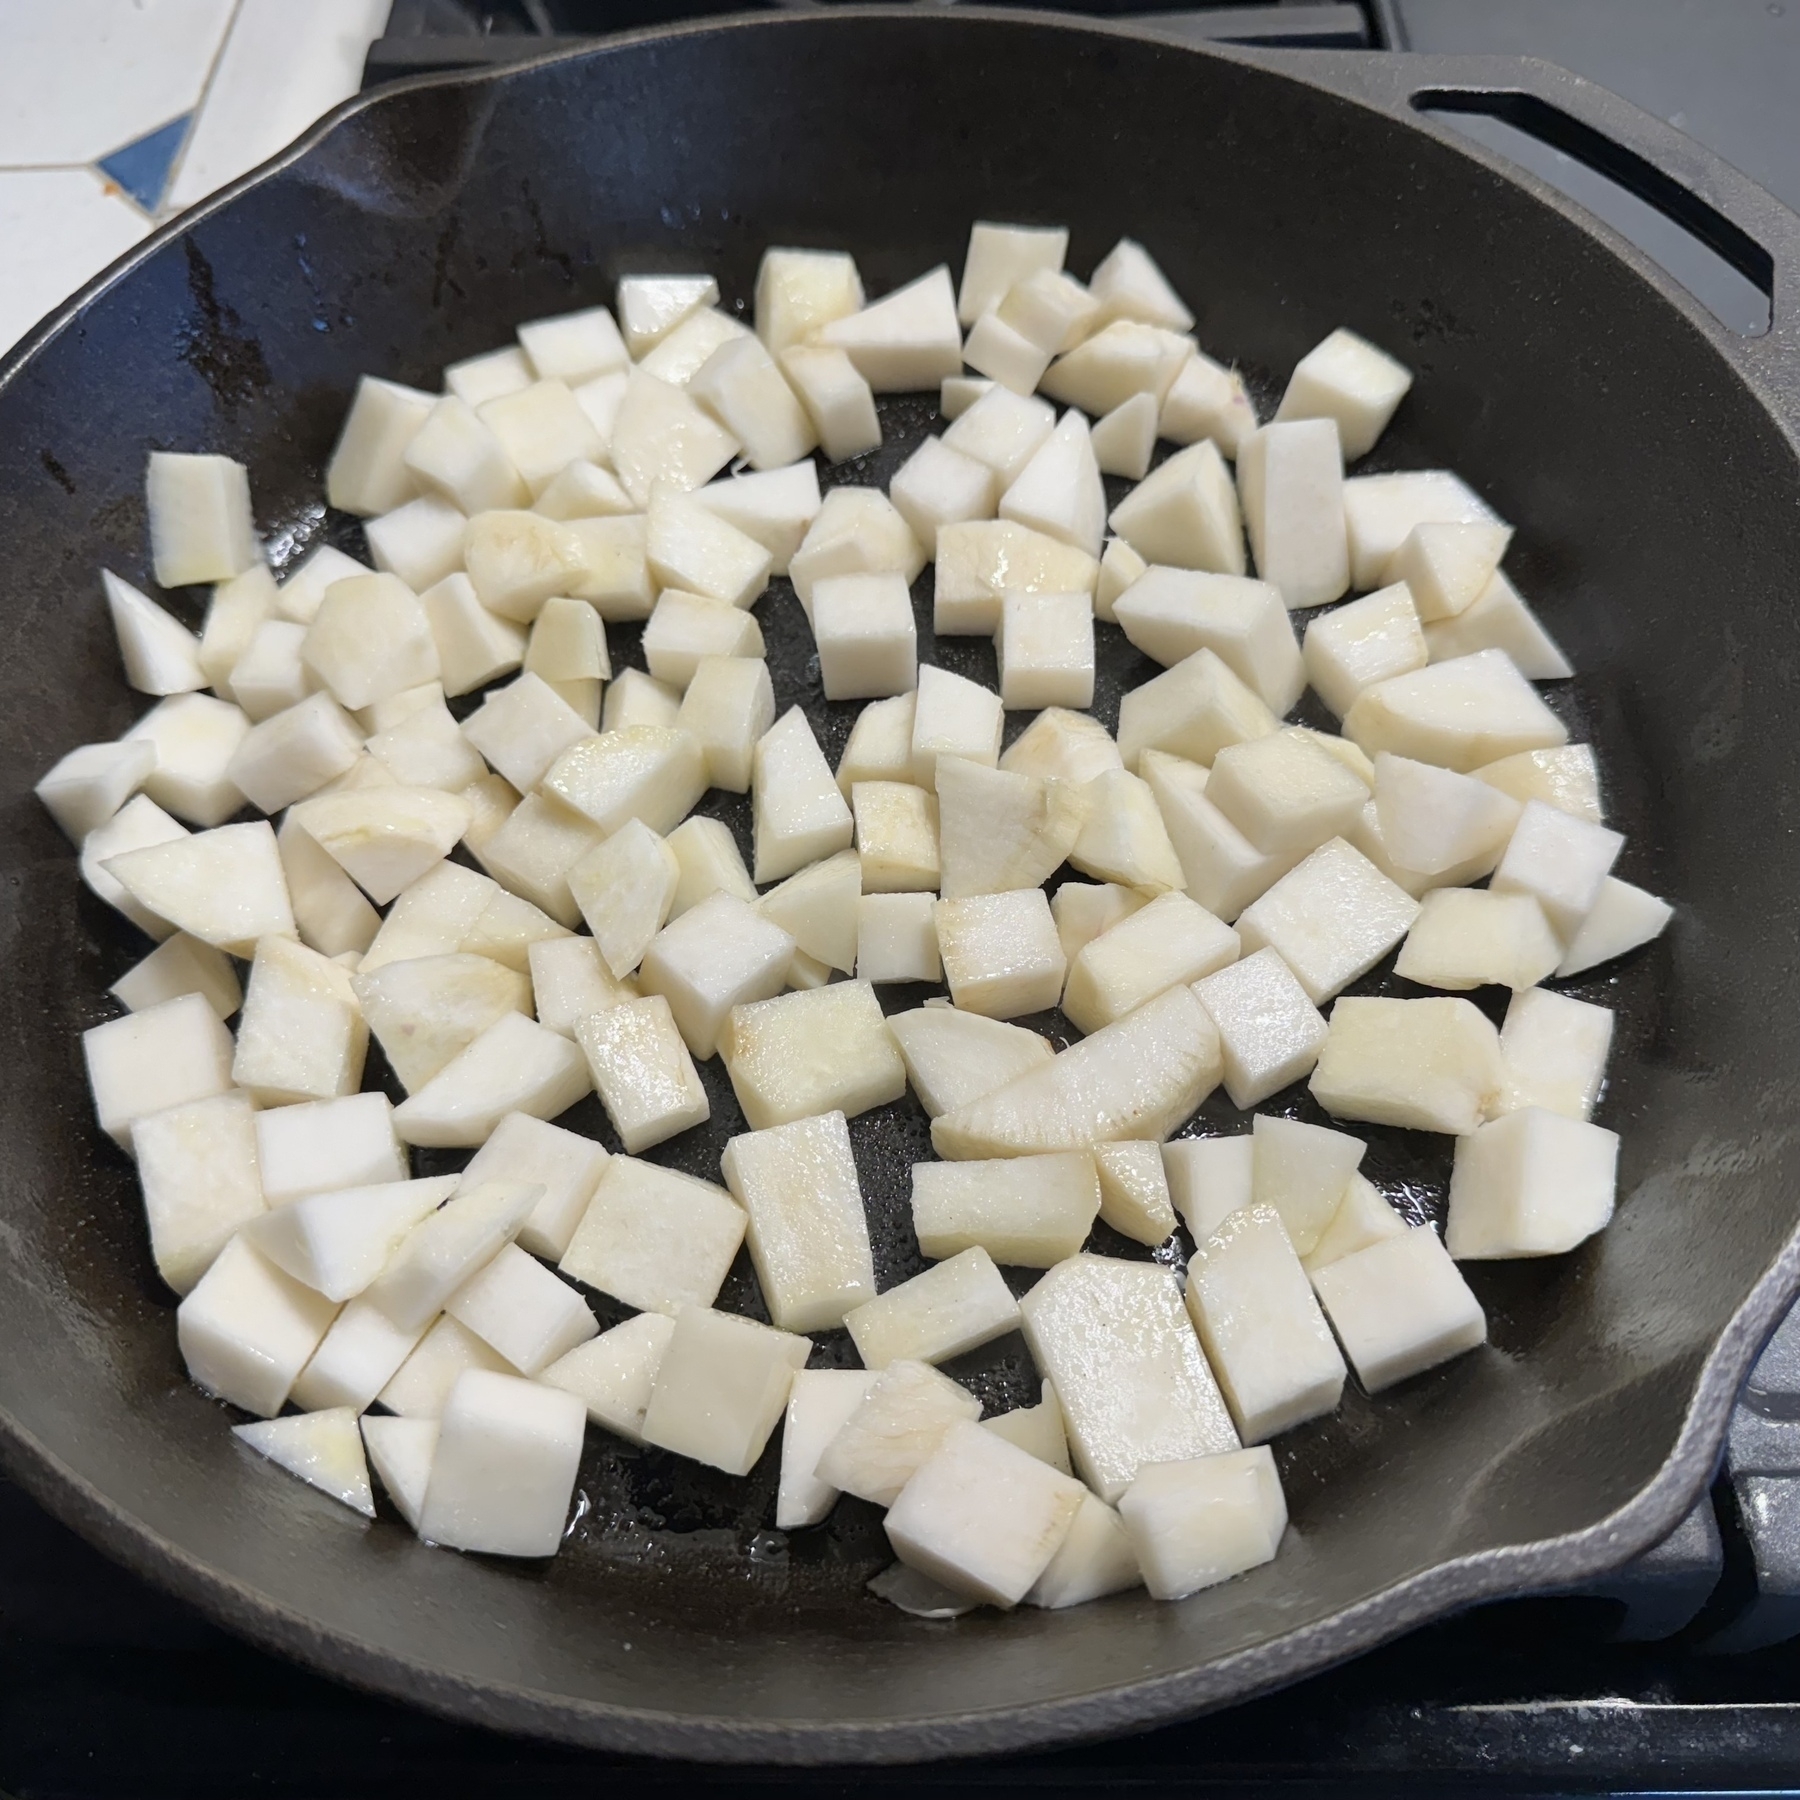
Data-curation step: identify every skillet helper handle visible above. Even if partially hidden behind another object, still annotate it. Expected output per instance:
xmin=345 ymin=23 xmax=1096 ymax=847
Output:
xmin=1241 ymin=49 xmax=1800 ymax=432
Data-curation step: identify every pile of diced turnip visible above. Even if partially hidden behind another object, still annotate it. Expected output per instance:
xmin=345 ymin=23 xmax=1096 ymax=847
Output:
xmin=44 ymin=220 xmax=1672 ymax=1615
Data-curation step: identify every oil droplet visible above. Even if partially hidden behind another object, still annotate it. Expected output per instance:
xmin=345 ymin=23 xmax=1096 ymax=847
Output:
xmin=747 ymin=1529 xmax=788 ymax=1565
xmin=563 ymin=1488 xmax=591 ymax=1539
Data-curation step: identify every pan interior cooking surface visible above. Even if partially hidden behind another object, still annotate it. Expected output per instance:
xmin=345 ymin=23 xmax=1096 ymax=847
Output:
xmin=0 ymin=10 xmax=1798 ymax=1761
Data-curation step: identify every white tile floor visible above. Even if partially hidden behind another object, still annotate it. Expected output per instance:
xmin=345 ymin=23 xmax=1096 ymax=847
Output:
xmin=0 ymin=0 xmax=392 ymax=355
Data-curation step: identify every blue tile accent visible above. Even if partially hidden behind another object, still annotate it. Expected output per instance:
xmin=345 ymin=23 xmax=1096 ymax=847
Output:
xmin=98 ymin=114 xmax=190 ymax=215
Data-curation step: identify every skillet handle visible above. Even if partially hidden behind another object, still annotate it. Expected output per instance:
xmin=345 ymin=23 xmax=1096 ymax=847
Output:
xmin=1241 ymin=49 xmax=1800 ymax=426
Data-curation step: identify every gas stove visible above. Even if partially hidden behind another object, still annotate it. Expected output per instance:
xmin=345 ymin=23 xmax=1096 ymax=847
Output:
xmin=10 ymin=3 xmax=1800 ymax=1793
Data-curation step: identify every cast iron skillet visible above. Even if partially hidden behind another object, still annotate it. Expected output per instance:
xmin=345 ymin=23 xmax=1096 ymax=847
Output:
xmin=1 ymin=9 xmax=1799 ymax=1765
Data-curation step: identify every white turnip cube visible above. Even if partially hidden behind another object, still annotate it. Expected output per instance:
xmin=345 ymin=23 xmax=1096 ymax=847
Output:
xmin=1194 ymin=947 xmax=1328 ymax=1109
xmin=1301 ymin=1171 xmax=1407 ymax=1275
xmin=788 ymin=488 xmax=924 ymax=617
xmin=853 ymin=780 xmax=939 ymax=893
xmin=476 ymin=792 xmax=602 ymax=926
xmin=461 ymin=510 xmax=587 ymax=623
xmin=996 ymin=590 xmax=1094 ymax=711
xmin=638 ymin=890 xmax=794 ymax=1059
xmin=1491 ymin=799 xmax=1624 ymax=938
xmin=845 ymin=1245 xmax=1020 ymax=1369
xmin=1346 ymin=648 xmax=1567 ymax=772
xmin=1276 ymin=328 xmax=1412 ymax=460
xmin=1424 ymin=571 xmax=1574 ymax=681
xmin=445 ymin=345 xmax=532 ymax=406
xmin=132 ymin=1091 xmax=264 ymax=1295
xmin=755 ymin=847 xmax=862 ymax=973
xmin=226 ymin=692 xmax=360 ymax=814
xmin=365 ymin=493 xmax=467 ymax=594
xmin=392 ymin=1011 xmax=589 ymax=1147
xmin=293 ymin=1299 xmax=431 ymax=1413
xmin=518 ymin=304 xmax=629 ymax=384
xmin=934 ymin=519 xmax=1097 ymax=637
xmin=1373 ymin=750 xmax=1521 ymax=880
xmin=363 ymin=1178 xmax=540 ymax=1333
xmin=526 ymin=935 xmax=636 ymax=1038
xmin=1026 ymin=1489 xmax=1143 ymax=1609
xmin=813 ymin=572 xmax=918 ymax=701
xmin=962 ymin=306 xmax=1053 ymax=393
xmin=857 ymin=892 xmax=941 ymax=984
xmin=360 ymin=1414 xmax=437 ymax=1529
xmin=1108 ymin=440 xmax=1244 ymax=575
xmin=417 ymin=573 xmax=524 ymax=698
xmin=534 ymin=458 xmax=633 ymax=522
xmin=691 ymin=462 xmax=821 ymax=578
xmin=1119 ymin=1447 xmax=1286 ymax=1600
xmin=1343 ymin=469 xmax=1500 ymax=589
xmin=146 ymin=451 xmax=258 ymax=587
xmin=1186 ymin=1202 xmax=1345 ymax=1441
xmin=676 ymin=655 xmax=775 ymax=794
xmin=558 ymin=1154 xmax=744 ymax=1316
xmin=403 ymin=397 xmax=527 ymax=515
xmin=461 ymin=671 xmax=595 ymax=794
xmin=1114 ymin=567 xmax=1302 ymax=714
xmin=1310 ymin=995 xmax=1503 ymax=1135
xmin=1206 ymin=730 xmax=1368 ymax=858
xmin=301 ymin=572 xmax=438 ymax=712
xmin=778 ymin=345 xmax=881 ymax=462
xmin=722 ymin=1110 xmax=875 ymax=1331
xmin=245 ymin=1174 xmax=453 ymax=1301
xmin=1447 ymin=1107 xmax=1619 ymax=1259
xmin=177 ymin=1236 xmax=338 ymax=1417
xmin=1040 ymin=319 xmax=1187 ymax=416
xmin=36 ymin=738 xmax=156 ymax=843
xmin=478 ymin=379 xmax=605 ymax=497
xmin=618 ymin=273 xmax=717 ymax=356
xmin=231 ymin=934 xmax=366 ymax=1106
xmin=417 ymin=1369 xmax=585 ymax=1556
xmin=1313 ymin=1224 xmax=1486 ymax=1390
xmin=1237 ymin=419 xmax=1348 ymax=608
xmin=999 ymin=267 xmax=1100 ymax=355
xmin=1556 ymin=876 xmax=1673 ymax=977
xmin=890 ymin=436 xmax=996 ymax=556
xmin=1062 ymin=890 xmax=1238 ymax=1034
xmin=998 ymin=410 xmax=1105 ymax=558
xmin=753 ymin=707 xmax=854 ymax=881
xmin=233 ymin=1408 xmax=375 ymax=1514
xmin=640 ymin=1307 xmax=811 ymax=1477
xmin=1233 ymin=836 xmax=1419 ymax=1004
xmin=275 ymin=545 xmax=371 ymax=627
xmin=776 ymin=1367 xmax=877 ymax=1529
xmin=379 ymin=1315 xmax=513 ymax=1418
xmin=910 ymin=665 xmax=1004 ymax=791
xmin=1496 ymin=987 xmax=1613 ymax=1121
xmin=1302 ymin=582 xmax=1428 ymax=719
xmin=1139 ymin=751 xmax=1293 ymax=922
xmin=446 ymin=1243 xmax=596 ymax=1375
xmin=1089 ymin=237 xmax=1192 ymax=329
xmin=1386 ymin=520 xmax=1511 ymax=620
xmin=1116 ymin=646 xmax=1277 ymax=773
xmin=1090 ymin=391 xmax=1158 ymax=480
xmin=288 ymin=786 xmax=470 ymax=907
xmin=462 ymin=1111 xmax=607 ymax=1261
xmin=1394 ymin=887 xmax=1563 ymax=991
xmin=815 ymin=1359 xmax=982 ymax=1505
xmin=1019 ymin=1254 xmax=1237 ymax=1502
xmin=103 ymin=570 xmax=203 ymax=696
xmin=280 ymin=814 xmax=383 ymax=960
xmin=755 ymin=247 xmax=863 ymax=353
xmin=837 ymin=694 xmax=918 ymax=792
xmin=984 ymin=1382 xmax=1072 ymax=1472
xmin=542 ymin=726 xmax=706 ymax=839
xmin=562 ymin=513 xmax=655 ymax=620
xmin=567 ymin=818 xmax=677 ymax=979
xmin=1068 ymin=767 xmax=1187 ymax=894
xmin=817 ymin=265 xmax=962 ymax=392
xmin=366 ymin=695 xmax=489 ymax=791
xmin=228 ymin=619 xmax=312 ymax=723
xmin=608 ymin=368 xmax=740 ymax=506
xmin=646 ymin=484 xmax=772 ymax=611
xmin=254 ymin=1091 xmax=404 ymax=1205
xmin=326 ymin=377 xmax=434 ymax=516
xmin=83 ymin=992 xmax=234 ymax=1151
xmin=1163 ymin=1135 xmax=1253 ymax=1240
xmin=540 ymin=1311 xmax=674 ymax=1443
xmin=912 ymin=1152 xmax=1099 ymax=1266
xmin=935 ymin=889 xmax=1065 ymax=1018
xmin=638 ymin=307 xmax=751 ymax=385
xmin=886 ymin=1420 xmax=1085 ymax=1608
xmin=103 ymin=818 xmax=291 ymax=952
xmin=1092 ymin=1140 xmax=1177 ymax=1245
xmin=931 ymin=982 xmax=1222 ymax=1162
xmin=347 ymin=950 xmax=525 ymax=1087
xmin=575 ymin=993 xmax=710 ymax=1152
xmin=689 ymin=336 xmax=817 ymax=470
xmin=1474 ymin=744 xmax=1603 ymax=823
xmin=887 ymin=1005 xmax=1052 ymax=1118
xmin=721 ymin=979 xmax=906 ymax=1129
xmin=942 ymin=386 xmax=1055 ymax=488
xmin=122 ymin=691 xmax=250 ymax=826
xmin=110 ymin=932 xmax=242 ymax=1021
xmin=1251 ymin=1114 xmax=1364 ymax=1257
xmin=1160 ymin=349 xmax=1258 ymax=457
xmin=1050 ymin=881 xmax=1145 ymax=962
xmin=958 ymin=222 xmax=1068 ymax=325
xmin=665 ymin=817 xmax=755 ymax=917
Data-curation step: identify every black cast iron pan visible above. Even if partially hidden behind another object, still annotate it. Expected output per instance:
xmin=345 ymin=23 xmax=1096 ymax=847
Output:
xmin=1 ymin=9 xmax=1798 ymax=1764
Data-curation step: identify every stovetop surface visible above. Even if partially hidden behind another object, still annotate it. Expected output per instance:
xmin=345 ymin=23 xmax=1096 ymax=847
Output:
xmin=12 ymin=3 xmax=1800 ymax=1794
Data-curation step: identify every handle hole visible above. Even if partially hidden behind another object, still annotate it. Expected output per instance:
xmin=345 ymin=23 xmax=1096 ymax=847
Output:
xmin=1414 ymin=89 xmax=1773 ymax=338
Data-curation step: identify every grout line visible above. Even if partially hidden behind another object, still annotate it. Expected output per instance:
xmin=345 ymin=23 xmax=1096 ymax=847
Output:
xmin=157 ymin=0 xmax=244 ymax=219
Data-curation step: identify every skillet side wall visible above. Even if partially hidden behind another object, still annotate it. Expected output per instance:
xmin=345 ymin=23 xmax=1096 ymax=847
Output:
xmin=0 ymin=13 xmax=1792 ymax=1751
